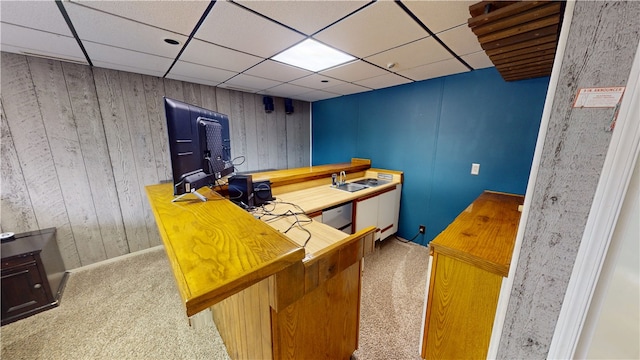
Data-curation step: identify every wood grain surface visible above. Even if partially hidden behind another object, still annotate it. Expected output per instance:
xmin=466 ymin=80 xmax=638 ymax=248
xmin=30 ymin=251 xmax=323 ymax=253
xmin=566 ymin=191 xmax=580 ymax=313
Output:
xmin=146 ymin=183 xmax=305 ymax=317
xmin=423 ymin=253 xmax=503 ymax=359
xmin=428 ymin=191 xmax=524 ymax=277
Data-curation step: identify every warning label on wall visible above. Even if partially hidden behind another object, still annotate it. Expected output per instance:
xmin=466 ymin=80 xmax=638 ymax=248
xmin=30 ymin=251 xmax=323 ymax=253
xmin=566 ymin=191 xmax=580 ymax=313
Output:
xmin=573 ymin=87 xmax=625 ymax=108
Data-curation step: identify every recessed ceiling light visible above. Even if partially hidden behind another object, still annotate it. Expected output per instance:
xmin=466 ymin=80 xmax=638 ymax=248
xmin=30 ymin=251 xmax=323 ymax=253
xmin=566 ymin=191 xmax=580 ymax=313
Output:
xmin=164 ymin=38 xmax=180 ymax=45
xmin=272 ymin=39 xmax=355 ymax=72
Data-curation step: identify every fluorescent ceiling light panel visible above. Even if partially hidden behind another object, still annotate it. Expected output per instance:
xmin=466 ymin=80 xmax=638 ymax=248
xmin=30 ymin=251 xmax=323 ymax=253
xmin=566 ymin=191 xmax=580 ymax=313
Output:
xmin=272 ymin=39 xmax=355 ymax=72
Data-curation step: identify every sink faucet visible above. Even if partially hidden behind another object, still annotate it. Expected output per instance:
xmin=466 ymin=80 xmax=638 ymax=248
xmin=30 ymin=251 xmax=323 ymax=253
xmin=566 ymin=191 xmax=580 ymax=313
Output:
xmin=339 ymin=171 xmax=346 ymax=185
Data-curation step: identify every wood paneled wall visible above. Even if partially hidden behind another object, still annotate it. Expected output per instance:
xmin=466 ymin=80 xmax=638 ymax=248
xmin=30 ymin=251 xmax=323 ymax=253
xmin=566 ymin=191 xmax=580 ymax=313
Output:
xmin=0 ymin=52 xmax=311 ymax=269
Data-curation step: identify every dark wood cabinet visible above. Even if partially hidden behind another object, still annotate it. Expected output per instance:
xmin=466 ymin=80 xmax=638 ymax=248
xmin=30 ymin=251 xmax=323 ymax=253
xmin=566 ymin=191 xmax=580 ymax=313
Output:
xmin=1 ymin=228 xmax=67 ymax=326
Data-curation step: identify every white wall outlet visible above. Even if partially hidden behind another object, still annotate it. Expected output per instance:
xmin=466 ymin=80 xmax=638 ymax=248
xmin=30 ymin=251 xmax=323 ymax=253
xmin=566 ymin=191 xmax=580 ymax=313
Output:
xmin=471 ymin=163 xmax=480 ymax=175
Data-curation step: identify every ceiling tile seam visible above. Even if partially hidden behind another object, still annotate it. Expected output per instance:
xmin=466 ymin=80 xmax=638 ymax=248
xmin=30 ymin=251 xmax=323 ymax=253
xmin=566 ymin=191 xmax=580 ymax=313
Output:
xmin=80 ymin=39 xmax=176 ymax=60
xmin=229 ymin=0 xmax=307 ymax=37
xmin=163 ymin=1 xmax=217 ymax=78
xmin=308 ymin=0 xmax=377 ymax=37
xmin=68 ymin=2 xmax=190 ymax=38
xmin=56 ymin=0 xmax=93 ymax=67
xmin=394 ymin=0 xmax=473 ymax=72
xmin=0 ymin=21 xmax=74 ymax=38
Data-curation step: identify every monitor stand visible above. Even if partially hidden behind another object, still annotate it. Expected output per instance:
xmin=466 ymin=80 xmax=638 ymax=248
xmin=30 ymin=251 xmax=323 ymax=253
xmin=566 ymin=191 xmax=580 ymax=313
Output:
xmin=172 ymin=188 xmax=207 ymax=202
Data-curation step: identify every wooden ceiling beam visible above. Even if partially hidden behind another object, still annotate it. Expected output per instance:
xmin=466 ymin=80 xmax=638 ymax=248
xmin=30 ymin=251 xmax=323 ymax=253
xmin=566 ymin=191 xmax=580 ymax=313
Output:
xmin=481 ymin=24 xmax=559 ymax=51
xmin=471 ymin=2 xmax=562 ymax=37
xmin=468 ymin=1 xmax=548 ymax=26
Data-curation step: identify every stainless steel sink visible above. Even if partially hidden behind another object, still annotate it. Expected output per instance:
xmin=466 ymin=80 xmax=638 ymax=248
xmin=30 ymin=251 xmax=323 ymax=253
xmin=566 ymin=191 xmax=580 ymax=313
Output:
xmin=332 ymin=182 xmax=369 ymax=192
xmin=350 ymin=178 xmax=390 ymax=187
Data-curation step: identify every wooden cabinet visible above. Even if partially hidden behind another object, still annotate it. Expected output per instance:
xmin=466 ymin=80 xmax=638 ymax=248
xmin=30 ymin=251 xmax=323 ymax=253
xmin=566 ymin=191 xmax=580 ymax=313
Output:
xmin=1 ymin=228 xmax=67 ymax=326
xmin=420 ymin=191 xmax=523 ymax=359
xmin=354 ymin=184 xmax=401 ymax=241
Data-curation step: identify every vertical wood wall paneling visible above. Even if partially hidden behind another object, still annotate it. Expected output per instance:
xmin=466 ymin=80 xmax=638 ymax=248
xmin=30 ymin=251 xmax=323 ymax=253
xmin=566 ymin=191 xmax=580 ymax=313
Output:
xmin=118 ymin=71 xmax=161 ymax=247
xmin=200 ymin=84 xmax=218 ymax=112
xmin=229 ymin=90 xmax=249 ymax=172
xmin=286 ymin=100 xmax=311 ymax=168
xmin=1 ymin=52 xmax=311 ymax=269
xmin=182 ymin=82 xmax=203 ymax=107
xmin=93 ymin=67 xmax=151 ymax=252
xmin=274 ymin=96 xmax=289 ymax=170
xmin=28 ymin=57 xmax=107 ymax=265
xmin=262 ymin=96 xmax=279 ymax=171
xmin=61 ymin=61 xmax=129 ymax=259
xmin=162 ymin=78 xmax=185 ymax=102
xmin=142 ymin=75 xmax=172 ymax=183
xmin=0 ymin=53 xmax=81 ymax=268
xmin=254 ymin=94 xmax=271 ymax=171
xmin=0 ymin=100 xmax=39 ymax=233
xmin=242 ymin=92 xmax=259 ymax=172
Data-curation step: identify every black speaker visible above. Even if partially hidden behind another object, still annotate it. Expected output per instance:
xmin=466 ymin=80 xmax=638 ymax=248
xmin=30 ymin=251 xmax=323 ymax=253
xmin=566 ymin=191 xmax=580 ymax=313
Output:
xmin=284 ymin=98 xmax=294 ymax=114
xmin=263 ymin=96 xmax=274 ymax=113
xmin=253 ymin=180 xmax=274 ymax=206
xmin=228 ymin=175 xmax=253 ymax=208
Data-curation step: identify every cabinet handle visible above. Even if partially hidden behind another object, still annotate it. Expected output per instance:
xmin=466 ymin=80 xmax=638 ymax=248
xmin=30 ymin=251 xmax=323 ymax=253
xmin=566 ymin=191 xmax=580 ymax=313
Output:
xmin=33 ymin=283 xmax=42 ymax=289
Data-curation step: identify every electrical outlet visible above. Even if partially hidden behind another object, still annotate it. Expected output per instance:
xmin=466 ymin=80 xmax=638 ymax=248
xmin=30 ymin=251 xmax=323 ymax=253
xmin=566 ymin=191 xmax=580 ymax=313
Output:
xmin=471 ymin=163 xmax=480 ymax=175
xmin=419 ymin=225 xmax=426 ymax=234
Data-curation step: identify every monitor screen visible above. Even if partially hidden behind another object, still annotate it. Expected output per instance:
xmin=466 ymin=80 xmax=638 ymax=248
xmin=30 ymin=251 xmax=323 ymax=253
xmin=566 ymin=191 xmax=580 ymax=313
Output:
xmin=164 ymin=97 xmax=233 ymax=197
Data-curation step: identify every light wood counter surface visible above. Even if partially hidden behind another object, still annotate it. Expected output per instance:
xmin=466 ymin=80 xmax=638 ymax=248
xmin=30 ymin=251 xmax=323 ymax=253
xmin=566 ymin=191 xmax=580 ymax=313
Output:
xmin=428 ymin=190 xmax=524 ymax=277
xmin=421 ymin=190 xmax=524 ymax=360
xmin=146 ymin=183 xmax=305 ymax=317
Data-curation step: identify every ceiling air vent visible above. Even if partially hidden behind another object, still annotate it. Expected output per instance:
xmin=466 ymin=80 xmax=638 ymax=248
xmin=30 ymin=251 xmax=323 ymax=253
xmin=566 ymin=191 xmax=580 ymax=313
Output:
xmin=468 ymin=1 xmax=565 ymax=81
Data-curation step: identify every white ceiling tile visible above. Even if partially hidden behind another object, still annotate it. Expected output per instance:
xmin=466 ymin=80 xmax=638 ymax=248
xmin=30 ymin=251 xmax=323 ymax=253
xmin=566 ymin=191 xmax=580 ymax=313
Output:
xmin=313 ymin=1 xmax=426 ymax=58
xmin=397 ymin=58 xmax=469 ymax=81
xmin=296 ymin=89 xmax=340 ymax=102
xmin=244 ymin=60 xmax=312 ymax=82
xmin=1 ymin=1 xmax=71 ymax=35
xmin=354 ymin=73 xmax=413 ymax=90
xmin=323 ymin=82 xmax=371 ymax=96
xmin=289 ymin=74 xmax=345 ymax=90
xmin=462 ymin=51 xmax=494 ymax=70
xmin=64 ymin=2 xmax=187 ymax=58
xmin=83 ymin=42 xmax=173 ymax=77
xmin=223 ymin=74 xmax=282 ymax=92
xmin=165 ymin=74 xmax=221 ymax=88
xmin=195 ymin=1 xmax=305 ymax=58
xmin=236 ymin=0 xmax=369 ymax=35
xmin=169 ymin=60 xmax=236 ymax=85
xmin=180 ymin=39 xmax=262 ymax=72
xmin=404 ymin=1 xmax=476 ymax=33
xmin=437 ymin=24 xmax=483 ymax=56
xmin=71 ymin=0 xmax=209 ymax=36
xmin=260 ymin=83 xmax=315 ymax=99
xmin=320 ymin=60 xmax=388 ymax=82
xmin=365 ymin=37 xmax=453 ymax=73
xmin=0 ymin=24 xmax=87 ymax=64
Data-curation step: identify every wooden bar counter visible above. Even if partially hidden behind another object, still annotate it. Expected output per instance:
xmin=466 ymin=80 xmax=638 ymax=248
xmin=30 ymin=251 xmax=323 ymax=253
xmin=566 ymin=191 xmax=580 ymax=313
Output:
xmin=146 ymin=164 xmax=377 ymax=359
xmin=420 ymin=191 xmax=524 ymax=359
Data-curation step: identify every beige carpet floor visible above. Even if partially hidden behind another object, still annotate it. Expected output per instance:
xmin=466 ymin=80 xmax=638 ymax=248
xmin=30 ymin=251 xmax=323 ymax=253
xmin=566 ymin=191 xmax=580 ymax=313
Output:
xmin=1 ymin=237 xmax=429 ymax=359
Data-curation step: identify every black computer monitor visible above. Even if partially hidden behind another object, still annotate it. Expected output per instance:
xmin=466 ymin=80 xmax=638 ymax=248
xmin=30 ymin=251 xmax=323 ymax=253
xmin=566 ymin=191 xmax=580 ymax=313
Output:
xmin=164 ymin=97 xmax=233 ymax=201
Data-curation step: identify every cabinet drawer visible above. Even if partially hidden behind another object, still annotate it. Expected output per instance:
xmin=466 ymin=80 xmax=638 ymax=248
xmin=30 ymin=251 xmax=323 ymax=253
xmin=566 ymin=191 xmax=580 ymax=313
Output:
xmin=2 ymin=255 xmax=37 ymax=270
xmin=1 ymin=262 xmax=50 ymax=320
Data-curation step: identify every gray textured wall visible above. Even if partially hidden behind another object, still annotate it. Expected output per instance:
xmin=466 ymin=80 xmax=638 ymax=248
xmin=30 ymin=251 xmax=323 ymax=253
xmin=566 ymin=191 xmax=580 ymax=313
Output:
xmin=0 ymin=52 xmax=310 ymax=269
xmin=498 ymin=2 xmax=640 ymax=358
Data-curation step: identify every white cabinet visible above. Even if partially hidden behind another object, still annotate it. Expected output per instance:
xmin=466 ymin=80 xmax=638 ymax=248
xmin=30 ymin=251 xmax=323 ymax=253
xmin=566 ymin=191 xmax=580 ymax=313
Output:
xmin=354 ymin=184 xmax=401 ymax=241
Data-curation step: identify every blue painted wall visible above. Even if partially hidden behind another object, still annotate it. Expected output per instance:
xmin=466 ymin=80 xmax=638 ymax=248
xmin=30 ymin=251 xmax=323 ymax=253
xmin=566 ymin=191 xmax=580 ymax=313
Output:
xmin=312 ymin=67 xmax=549 ymax=245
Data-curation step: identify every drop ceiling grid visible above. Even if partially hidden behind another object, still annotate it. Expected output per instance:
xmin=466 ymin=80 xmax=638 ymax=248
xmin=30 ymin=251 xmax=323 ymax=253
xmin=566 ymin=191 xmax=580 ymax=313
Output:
xmin=69 ymin=0 xmax=209 ymax=37
xmin=194 ymin=1 xmax=305 ymax=59
xmin=179 ymin=39 xmax=263 ymax=73
xmin=64 ymin=2 xmax=188 ymax=59
xmin=234 ymin=0 xmax=370 ymax=36
xmin=312 ymin=1 xmax=427 ymax=59
xmin=0 ymin=1 xmax=71 ymax=36
xmin=0 ymin=0 xmax=499 ymax=101
xmin=0 ymin=24 xmax=87 ymax=64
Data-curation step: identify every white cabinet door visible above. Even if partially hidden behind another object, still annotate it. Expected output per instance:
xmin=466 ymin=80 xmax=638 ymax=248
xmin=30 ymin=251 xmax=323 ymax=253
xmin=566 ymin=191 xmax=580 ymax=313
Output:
xmin=354 ymin=195 xmax=379 ymax=240
xmin=378 ymin=185 xmax=398 ymax=240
